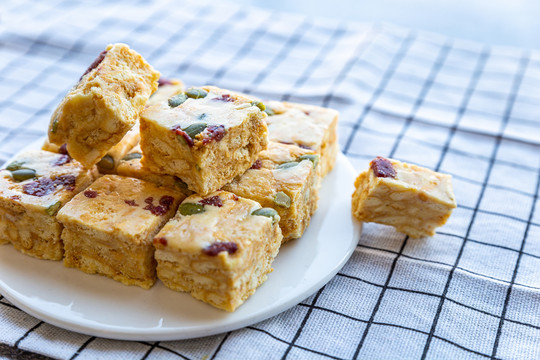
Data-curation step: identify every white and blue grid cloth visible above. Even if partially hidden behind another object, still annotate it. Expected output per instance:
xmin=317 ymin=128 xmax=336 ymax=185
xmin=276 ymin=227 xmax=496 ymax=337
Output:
xmin=0 ymin=0 xmax=539 ymax=359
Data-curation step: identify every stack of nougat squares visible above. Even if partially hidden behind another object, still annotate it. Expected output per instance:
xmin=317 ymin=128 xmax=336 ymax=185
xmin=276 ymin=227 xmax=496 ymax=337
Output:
xmin=0 ymin=43 xmax=339 ymax=312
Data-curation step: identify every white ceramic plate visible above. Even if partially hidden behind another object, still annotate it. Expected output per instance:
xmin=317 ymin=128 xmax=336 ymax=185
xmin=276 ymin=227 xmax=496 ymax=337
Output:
xmin=0 ymin=146 xmax=362 ymax=341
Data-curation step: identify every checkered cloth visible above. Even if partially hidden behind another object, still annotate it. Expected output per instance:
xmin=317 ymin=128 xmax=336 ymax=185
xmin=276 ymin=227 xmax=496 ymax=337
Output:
xmin=0 ymin=0 xmax=539 ymax=359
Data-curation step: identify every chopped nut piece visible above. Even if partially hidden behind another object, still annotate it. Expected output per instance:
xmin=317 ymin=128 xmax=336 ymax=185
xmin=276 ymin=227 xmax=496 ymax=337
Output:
xmin=273 ymin=191 xmax=291 ymax=208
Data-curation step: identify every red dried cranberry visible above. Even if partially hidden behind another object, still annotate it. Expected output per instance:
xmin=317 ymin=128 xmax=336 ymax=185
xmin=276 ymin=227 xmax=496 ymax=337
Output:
xmin=213 ymin=94 xmax=235 ymax=102
xmin=370 ymin=156 xmax=396 ymax=178
xmin=83 ymin=189 xmax=98 ymax=198
xmin=202 ymin=242 xmax=238 ymax=256
xmin=58 ymin=144 xmax=69 ymax=155
xmin=159 ymin=195 xmax=174 ymax=207
xmin=53 ymin=154 xmax=71 ymax=166
xmin=171 ymin=125 xmax=194 ymax=147
xmin=202 ymin=125 xmax=225 ymax=145
xmin=124 ymin=199 xmax=138 ymax=206
xmin=80 ymin=50 xmax=107 ymax=80
xmin=143 ymin=196 xmax=173 ymax=216
xmin=154 ymin=237 xmax=168 ymax=246
xmin=144 ymin=204 xmax=166 ymax=216
xmin=158 ymin=78 xmax=173 ymax=87
xmin=54 ymin=175 xmax=76 ymax=190
xmin=23 ymin=178 xmax=54 ymax=197
xmin=232 ymin=194 xmax=239 ymax=201
xmin=250 ymin=159 xmax=262 ymax=170
xmin=22 ymin=175 xmax=77 ymax=197
xmin=199 ymin=195 xmax=223 ymax=207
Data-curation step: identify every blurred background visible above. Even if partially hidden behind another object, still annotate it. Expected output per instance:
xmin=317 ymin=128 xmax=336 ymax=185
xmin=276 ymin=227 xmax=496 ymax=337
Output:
xmin=233 ymin=0 xmax=540 ymax=49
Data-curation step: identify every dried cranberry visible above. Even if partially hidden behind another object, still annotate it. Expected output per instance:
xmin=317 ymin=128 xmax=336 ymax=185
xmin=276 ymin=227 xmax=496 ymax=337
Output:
xmin=202 ymin=125 xmax=225 ymax=145
xmin=144 ymin=204 xmax=166 ymax=216
xmin=23 ymin=178 xmax=55 ymax=197
xmin=10 ymin=195 xmax=20 ymax=201
xmin=143 ymin=196 xmax=174 ymax=216
xmin=199 ymin=195 xmax=223 ymax=207
xmin=53 ymin=154 xmax=71 ymax=166
xmin=22 ymin=175 xmax=77 ymax=197
xmin=154 ymin=237 xmax=168 ymax=246
xmin=202 ymin=242 xmax=238 ymax=256
xmin=54 ymin=175 xmax=76 ymax=191
xmin=232 ymin=194 xmax=239 ymax=201
xmin=370 ymin=156 xmax=396 ymax=178
xmin=250 ymin=159 xmax=262 ymax=170
xmin=58 ymin=144 xmax=69 ymax=155
xmin=171 ymin=125 xmax=194 ymax=147
xmin=124 ymin=199 xmax=138 ymax=206
xmin=80 ymin=50 xmax=107 ymax=80
xmin=158 ymin=78 xmax=173 ymax=87
xmin=213 ymin=94 xmax=235 ymax=102
xmin=159 ymin=195 xmax=174 ymax=207
xmin=84 ymin=189 xmax=98 ymax=198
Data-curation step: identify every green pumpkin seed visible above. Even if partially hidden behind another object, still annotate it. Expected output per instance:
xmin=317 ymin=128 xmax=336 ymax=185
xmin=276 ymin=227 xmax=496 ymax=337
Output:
xmin=11 ymin=168 xmax=36 ymax=182
xmin=184 ymin=123 xmax=207 ymax=139
xmin=251 ymin=101 xmax=266 ymax=111
xmin=276 ymin=161 xmax=299 ymax=170
xmin=185 ymin=87 xmax=208 ymax=99
xmin=251 ymin=207 xmax=280 ymax=224
xmin=122 ymin=152 xmax=142 ymax=161
xmin=6 ymin=161 xmax=24 ymax=171
xmin=176 ymin=134 xmax=188 ymax=145
xmin=174 ymin=177 xmax=188 ymax=190
xmin=179 ymin=202 xmax=205 ymax=216
xmin=298 ymin=154 xmax=319 ymax=168
xmin=168 ymin=93 xmax=188 ymax=108
xmin=264 ymin=107 xmax=275 ymax=116
xmin=97 ymin=155 xmax=115 ymax=171
xmin=273 ymin=191 xmax=291 ymax=208
xmin=51 ymin=117 xmax=59 ymax=133
xmin=46 ymin=201 xmax=62 ymax=216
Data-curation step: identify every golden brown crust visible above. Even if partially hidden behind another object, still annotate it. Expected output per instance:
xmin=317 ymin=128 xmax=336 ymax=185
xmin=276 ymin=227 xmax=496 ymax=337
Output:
xmin=0 ymin=150 xmax=97 ymax=260
xmin=223 ymin=142 xmax=319 ymax=242
xmin=48 ymin=43 xmax=159 ymax=168
xmin=57 ymin=175 xmax=182 ymax=288
xmin=140 ymin=86 xmax=268 ymax=195
xmin=265 ymin=101 xmax=339 ymax=178
xmin=351 ymin=157 xmax=457 ymax=238
xmin=154 ymin=191 xmax=282 ymax=311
